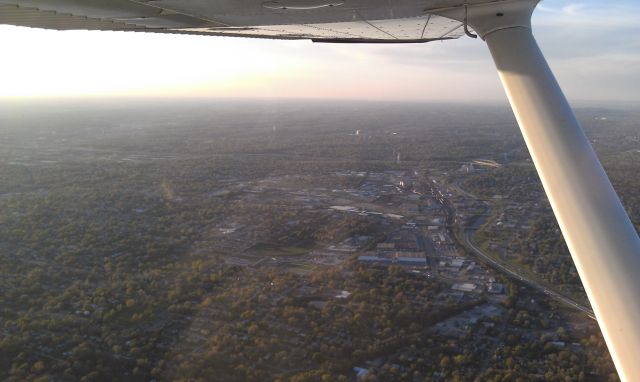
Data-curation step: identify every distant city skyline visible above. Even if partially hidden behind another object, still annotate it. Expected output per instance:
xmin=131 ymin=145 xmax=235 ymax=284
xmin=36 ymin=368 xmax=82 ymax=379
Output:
xmin=1 ymin=0 xmax=638 ymax=103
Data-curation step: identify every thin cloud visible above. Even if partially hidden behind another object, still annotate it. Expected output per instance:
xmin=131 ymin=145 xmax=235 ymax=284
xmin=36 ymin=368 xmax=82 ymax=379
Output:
xmin=534 ymin=1 xmax=640 ymax=29
xmin=561 ymin=3 xmax=585 ymax=15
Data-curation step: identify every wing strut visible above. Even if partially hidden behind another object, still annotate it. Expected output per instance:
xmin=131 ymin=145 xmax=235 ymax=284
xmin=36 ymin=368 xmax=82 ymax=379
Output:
xmin=440 ymin=1 xmax=640 ymax=381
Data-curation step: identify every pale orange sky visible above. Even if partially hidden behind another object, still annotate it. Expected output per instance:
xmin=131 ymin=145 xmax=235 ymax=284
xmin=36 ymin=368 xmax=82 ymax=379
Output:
xmin=1 ymin=1 xmax=639 ymax=103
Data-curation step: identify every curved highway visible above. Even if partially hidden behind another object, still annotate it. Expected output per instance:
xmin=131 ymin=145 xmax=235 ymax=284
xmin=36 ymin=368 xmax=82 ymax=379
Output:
xmin=462 ymin=229 xmax=595 ymax=319
xmin=439 ymin=179 xmax=595 ymax=319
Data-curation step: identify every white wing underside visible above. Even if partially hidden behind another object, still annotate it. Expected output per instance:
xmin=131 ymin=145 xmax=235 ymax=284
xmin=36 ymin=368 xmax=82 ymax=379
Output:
xmin=0 ymin=0 xmax=474 ymax=42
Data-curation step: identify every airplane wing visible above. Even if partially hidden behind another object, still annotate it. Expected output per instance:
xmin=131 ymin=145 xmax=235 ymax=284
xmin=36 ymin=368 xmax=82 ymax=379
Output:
xmin=0 ymin=0 xmax=466 ymax=43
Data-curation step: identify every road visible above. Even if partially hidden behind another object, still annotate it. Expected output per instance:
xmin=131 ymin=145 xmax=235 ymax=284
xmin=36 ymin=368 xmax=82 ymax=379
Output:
xmin=429 ymin=177 xmax=596 ymax=320
xmin=463 ymin=229 xmax=595 ymax=319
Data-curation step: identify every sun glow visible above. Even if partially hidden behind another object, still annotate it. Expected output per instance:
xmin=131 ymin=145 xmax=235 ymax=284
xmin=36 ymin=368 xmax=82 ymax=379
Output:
xmin=1 ymin=0 xmax=639 ymax=104
xmin=0 ymin=25 xmax=300 ymax=99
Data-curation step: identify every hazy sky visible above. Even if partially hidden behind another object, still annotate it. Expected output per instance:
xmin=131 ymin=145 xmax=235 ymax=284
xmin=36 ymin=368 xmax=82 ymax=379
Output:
xmin=1 ymin=0 xmax=638 ymax=103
